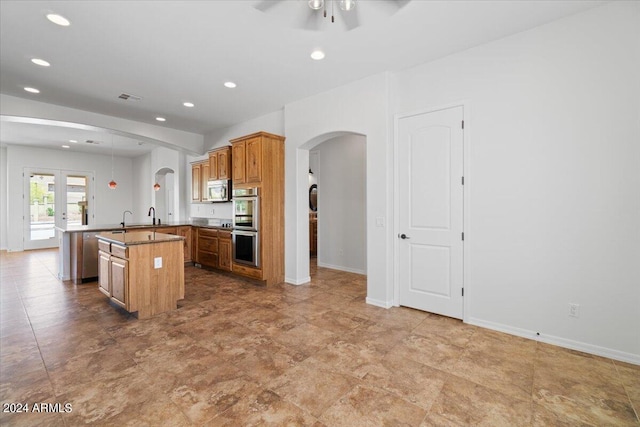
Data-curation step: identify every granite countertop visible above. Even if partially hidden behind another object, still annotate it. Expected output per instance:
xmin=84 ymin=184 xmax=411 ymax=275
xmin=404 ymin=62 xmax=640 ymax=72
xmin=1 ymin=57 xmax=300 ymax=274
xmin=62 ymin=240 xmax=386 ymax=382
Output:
xmin=97 ymin=231 xmax=185 ymax=246
xmin=56 ymin=221 xmax=232 ymax=233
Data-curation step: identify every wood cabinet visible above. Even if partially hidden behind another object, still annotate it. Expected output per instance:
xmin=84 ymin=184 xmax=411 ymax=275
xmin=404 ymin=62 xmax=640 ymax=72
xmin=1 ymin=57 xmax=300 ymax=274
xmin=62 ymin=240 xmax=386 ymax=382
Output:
xmin=191 ymin=161 xmax=209 ymax=202
xmin=218 ymin=230 xmax=232 ymax=271
xmin=310 ymin=216 xmax=317 ymax=256
xmin=229 ymin=132 xmax=285 ymax=285
xmin=156 ymin=226 xmax=192 ymax=263
xmin=191 ymin=163 xmax=201 ymax=201
xmin=196 ymin=227 xmax=218 ymax=268
xmin=209 ymin=146 xmax=231 ymax=181
xmin=97 ymin=232 xmax=185 ymax=319
xmin=232 ymin=136 xmax=262 ymax=184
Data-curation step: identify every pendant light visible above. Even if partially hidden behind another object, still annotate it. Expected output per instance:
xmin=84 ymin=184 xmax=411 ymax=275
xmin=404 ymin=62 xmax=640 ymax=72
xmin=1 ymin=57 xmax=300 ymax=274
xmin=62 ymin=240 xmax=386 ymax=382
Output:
xmin=108 ymin=136 xmax=117 ymax=189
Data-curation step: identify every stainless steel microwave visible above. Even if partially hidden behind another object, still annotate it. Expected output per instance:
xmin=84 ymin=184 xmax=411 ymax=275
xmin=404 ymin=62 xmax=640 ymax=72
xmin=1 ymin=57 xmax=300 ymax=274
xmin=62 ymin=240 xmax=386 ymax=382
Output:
xmin=207 ymin=179 xmax=231 ymax=202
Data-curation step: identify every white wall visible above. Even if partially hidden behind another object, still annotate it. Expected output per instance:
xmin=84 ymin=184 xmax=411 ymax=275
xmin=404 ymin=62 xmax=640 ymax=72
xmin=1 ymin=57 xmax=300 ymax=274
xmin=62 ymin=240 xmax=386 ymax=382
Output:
xmin=5 ymin=145 xmax=134 ymax=251
xmin=393 ymin=1 xmax=640 ymax=361
xmin=131 ymin=153 xmax=152 ymax=223
xmin=314 ymin=134 xmax=366 ymax=274
xmin=0 ymin=147 xmax=7 ymax=249
xmin=283 ymin=73 xmax=392 ymax=305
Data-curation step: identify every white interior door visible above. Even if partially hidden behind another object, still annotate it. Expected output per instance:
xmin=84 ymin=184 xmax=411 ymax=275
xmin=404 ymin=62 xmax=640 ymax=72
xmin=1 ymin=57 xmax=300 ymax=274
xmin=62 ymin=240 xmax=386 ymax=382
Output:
xmin=24 ymin=168 xmax=93 ymax=250
xmin=397 ymin=106 xmax=464 ymax=319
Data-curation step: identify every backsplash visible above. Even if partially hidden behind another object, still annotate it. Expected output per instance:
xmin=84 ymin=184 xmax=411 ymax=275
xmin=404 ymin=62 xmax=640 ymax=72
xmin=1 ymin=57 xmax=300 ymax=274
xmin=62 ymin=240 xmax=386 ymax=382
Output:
xmin=190 ymin=202 xmax=232 ymax=220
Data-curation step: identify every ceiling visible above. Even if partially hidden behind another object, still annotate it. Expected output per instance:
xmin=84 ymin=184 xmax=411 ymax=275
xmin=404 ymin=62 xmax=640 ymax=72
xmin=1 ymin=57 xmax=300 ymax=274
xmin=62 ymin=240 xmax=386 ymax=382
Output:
xmin=0 ymin=0 xmax=606 ymax=156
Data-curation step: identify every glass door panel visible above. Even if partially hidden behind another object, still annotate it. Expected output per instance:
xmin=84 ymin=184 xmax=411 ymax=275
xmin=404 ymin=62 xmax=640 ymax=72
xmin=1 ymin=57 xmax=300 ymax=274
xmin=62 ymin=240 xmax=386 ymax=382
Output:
xmin=24 ymin=169 xmax=93 ymax=250
xmin=27 ymin=173 xmax=57 ymax=247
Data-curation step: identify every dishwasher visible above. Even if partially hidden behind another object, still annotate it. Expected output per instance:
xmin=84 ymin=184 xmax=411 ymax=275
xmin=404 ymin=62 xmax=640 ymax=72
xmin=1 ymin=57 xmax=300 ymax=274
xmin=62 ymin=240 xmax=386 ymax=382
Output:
xmin=82 ymin=232 xmax=99 ymax=281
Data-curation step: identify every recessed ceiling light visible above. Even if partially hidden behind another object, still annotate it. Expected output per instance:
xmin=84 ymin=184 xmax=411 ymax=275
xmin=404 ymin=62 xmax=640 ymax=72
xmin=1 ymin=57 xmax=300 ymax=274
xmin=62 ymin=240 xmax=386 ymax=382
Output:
xmin=24 ymin=87 xmax=40 ymax=94
xmin=224 ymin=82 xmax=237 ymax=89
xmin=46 ymin=13 xmax=70 ymax=27
xmin=62 ymin=145 xmax=70 ymax=149
xmin=31 ymin=58 xmax=51 ymax=67
xmin=183 ymin=102 xmax=195 ymax=108
xmin=311 ymin=50 xmax=325 ymax=60
xmin=155 ymin=117 xmax=166 ymax=122
xmin=69 ymin=139 xmax=78 ymax=143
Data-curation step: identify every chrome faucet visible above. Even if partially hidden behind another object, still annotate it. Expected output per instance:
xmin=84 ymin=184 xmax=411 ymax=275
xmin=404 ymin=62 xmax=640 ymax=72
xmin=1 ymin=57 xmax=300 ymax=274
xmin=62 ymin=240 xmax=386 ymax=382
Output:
xmin=121 ymin=210 xmax=133 ymax=227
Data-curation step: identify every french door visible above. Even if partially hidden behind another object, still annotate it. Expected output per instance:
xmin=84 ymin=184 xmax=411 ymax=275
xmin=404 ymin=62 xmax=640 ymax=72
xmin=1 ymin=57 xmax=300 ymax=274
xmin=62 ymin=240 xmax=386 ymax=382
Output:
xmin=23 ymin=168 xmax=94 ymax=250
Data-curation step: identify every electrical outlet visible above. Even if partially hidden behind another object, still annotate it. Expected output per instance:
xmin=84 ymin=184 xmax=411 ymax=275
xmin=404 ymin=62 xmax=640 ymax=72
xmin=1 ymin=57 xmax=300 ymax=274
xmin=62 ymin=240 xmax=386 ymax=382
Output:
xmin=154 ymin=257 xmax=162 ymax=269
xmin=568 ymin=303 xmax=580 ymax=318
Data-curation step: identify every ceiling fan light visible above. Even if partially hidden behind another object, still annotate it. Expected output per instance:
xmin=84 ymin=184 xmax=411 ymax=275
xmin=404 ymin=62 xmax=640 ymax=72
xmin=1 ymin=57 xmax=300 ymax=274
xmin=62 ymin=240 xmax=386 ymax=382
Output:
xmin=339 ymin=0 xmax=356 ymax=11
xmin=309 ymin=0 xmax=324 ymax=10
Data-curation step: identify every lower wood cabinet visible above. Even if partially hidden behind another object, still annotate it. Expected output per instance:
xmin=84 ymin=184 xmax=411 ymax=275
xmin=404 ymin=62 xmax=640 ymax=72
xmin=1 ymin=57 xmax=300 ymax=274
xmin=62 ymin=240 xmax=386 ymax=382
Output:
xmin=97 ymin=234 xmax=184 ymax=319
xmin=195 ymin=227 xmax=232 ymax=272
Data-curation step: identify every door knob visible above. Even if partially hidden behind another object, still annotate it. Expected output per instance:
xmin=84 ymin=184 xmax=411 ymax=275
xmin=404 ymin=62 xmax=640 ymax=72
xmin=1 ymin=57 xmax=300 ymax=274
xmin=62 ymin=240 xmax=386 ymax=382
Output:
xmin=399 ymin=233 xmax=410 ymax=240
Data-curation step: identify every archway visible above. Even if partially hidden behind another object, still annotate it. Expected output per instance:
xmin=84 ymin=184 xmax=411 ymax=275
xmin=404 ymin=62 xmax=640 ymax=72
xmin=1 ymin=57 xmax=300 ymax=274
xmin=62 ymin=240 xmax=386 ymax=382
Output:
xmin=298 ymin=131 xmax=367 ymax=282
xmin=153 ymin=167 xmax=176 ymax=223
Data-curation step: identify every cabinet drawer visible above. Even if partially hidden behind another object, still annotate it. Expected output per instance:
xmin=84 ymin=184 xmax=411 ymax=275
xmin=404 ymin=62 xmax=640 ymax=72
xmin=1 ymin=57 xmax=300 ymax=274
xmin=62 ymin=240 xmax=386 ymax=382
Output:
xmin=98 ymin=240 xmax=111 ymax=253
xmin=218 ymin=230 xmax=232 ymax=240
xmin=232 ymin=263 xmax=263 ymax=280
xmin=198 ymin=250 xmax=218 ymax=267
xmin=198 ymin=228 xmax=218 ymax=238
xmin=111 ymin=244 xmax=128 ymax=259
xmin=199 ymin=236 xmax=218 ymax=253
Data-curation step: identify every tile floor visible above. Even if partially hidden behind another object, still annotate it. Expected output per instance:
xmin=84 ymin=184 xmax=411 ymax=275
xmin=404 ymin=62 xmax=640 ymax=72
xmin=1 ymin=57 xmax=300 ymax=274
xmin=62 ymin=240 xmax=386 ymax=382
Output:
xmin=0 ymin=249 xmax=638 ymax=426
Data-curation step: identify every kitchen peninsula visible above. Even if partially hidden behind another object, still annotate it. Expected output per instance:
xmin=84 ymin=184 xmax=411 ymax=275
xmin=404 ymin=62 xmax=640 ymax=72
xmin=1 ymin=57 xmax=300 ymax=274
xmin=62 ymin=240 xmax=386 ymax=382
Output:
xmin=97 ymin=230 xmax=185 ymax=319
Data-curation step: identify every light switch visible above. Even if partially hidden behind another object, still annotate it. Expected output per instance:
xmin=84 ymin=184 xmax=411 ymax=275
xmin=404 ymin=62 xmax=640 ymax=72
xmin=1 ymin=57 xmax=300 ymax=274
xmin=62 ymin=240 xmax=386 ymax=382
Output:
xmin=376 ymin=216 xmax=385 ymax=227
xmin=154 ymin=257 xmax=162 ymax=269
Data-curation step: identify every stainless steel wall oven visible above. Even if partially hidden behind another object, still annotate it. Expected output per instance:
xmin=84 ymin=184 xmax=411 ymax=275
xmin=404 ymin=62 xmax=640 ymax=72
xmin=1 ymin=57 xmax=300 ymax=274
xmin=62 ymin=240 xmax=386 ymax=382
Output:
xmin=232 ymin=230 xmax=259 ymax=268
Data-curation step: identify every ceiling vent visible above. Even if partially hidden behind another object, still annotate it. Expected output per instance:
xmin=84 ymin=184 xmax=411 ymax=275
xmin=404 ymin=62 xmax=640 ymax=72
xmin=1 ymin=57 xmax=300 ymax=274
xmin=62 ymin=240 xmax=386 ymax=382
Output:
xmin=118 ymin=93 xmax=142 ymax=101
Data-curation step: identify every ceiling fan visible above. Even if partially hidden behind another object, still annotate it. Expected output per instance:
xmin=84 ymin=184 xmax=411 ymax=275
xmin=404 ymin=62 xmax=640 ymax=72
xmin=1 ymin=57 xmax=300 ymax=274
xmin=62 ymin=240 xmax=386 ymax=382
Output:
xmin=254 ymin=0 xmax=410 ymax=31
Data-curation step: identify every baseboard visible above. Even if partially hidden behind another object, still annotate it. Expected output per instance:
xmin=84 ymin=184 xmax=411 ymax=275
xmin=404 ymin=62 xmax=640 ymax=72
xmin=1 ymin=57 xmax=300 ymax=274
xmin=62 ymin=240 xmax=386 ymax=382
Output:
xmin=317 ymin=261 xmax=366 ymax=275
xmin=284 ymin=276 xmax=311 ymax=286
xmin=467 ymin=317 xmax=640 ymax=365
xmin=366 ymin=297 xmax=393 ymax=309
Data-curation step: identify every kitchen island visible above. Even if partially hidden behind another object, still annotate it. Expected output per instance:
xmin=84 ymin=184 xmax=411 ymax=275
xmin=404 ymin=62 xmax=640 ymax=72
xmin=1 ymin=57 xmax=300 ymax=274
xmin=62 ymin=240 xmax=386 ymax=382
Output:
xmin=97 ymin=230 xmax=185 ymax=319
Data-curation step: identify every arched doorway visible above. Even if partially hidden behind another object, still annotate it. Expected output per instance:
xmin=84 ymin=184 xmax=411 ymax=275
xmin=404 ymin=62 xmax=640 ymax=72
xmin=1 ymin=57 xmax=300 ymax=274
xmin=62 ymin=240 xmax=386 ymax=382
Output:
xmin=153 ymin=167 xmax=176 ymax=223
xmin=300 ymin=131 xmax=367 ymax=281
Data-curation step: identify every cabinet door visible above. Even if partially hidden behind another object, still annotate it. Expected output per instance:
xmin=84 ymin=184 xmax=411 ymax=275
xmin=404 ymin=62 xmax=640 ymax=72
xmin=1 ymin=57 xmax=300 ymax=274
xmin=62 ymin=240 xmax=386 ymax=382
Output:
xmin=201 ymin=163 xmax=210 ymax=201
xmin=246 ymin=137 xmax=262 ymax=183
xmin=209 ymin=151 xmax=218 ymax=180
xmin=110 ymin=256 xmax=128 ymax=309
xmin=232 ymin=142 xmax=246 ymax=184
xmin=217 ymin=149 xmax=230 ymax=180
xmin=178 ymin=227 xmax=192 ymax=263
xmin=191 ymin=164 xmax=201 ymax=201
xmin=218 ymin=237 xmax=232 ymax=271
xmin=98 ymin=250 xmax=111 ymax=296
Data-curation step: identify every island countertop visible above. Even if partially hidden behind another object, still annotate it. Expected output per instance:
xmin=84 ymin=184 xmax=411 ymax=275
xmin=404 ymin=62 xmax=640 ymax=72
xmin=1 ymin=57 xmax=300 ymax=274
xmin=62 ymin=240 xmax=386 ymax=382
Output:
xmin=97 ymin=231 xmax=185 ymax=246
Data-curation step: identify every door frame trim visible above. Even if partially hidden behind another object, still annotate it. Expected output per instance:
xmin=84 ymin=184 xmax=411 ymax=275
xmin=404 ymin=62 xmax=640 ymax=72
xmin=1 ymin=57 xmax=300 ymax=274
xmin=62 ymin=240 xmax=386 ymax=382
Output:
xmin=392 ymin=100 xmax=472 ymax=322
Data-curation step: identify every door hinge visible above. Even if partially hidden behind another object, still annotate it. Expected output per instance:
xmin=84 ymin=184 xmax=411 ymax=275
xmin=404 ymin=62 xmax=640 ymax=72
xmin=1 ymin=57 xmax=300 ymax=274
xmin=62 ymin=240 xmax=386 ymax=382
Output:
xmin=461 ymin=176 xmax=464 ymax=185
xmin=462 ymin=288 xmax=464 ymax=296
xmin=461 ymin=120 xmax=464 ymax=129
xmin=461 ymin=232 xmax=465 ymax=241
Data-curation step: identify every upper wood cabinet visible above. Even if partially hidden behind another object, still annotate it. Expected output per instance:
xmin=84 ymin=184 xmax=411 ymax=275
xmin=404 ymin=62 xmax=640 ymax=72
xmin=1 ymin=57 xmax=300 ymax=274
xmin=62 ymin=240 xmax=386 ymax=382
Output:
xmin=191 ymin=162 xmax=202 ymax=201
xmin=231 ymin=133 xmax=276 ymax=185
xmin=191 ymin=160 xmax=210 ymax=202
xmin=209 ymin=146 xmax=231 ymax=181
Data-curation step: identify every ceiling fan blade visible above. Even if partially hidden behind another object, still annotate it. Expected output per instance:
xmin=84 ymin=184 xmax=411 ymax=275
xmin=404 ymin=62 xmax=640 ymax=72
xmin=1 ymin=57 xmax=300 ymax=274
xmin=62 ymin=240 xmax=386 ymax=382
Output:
xmin=253 ymin=0 xmax=285 ymax=12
